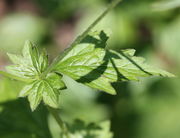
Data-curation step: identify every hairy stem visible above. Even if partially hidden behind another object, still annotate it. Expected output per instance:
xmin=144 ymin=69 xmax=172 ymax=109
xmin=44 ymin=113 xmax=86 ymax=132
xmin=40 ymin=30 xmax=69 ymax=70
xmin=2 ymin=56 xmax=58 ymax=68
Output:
xmin=47 ymin=107 xmax=70 ymax=138
xmin=41 ymin=0 xmax=122 ymax=78
xmin=70 ymin=0 xmax=122 ymax=46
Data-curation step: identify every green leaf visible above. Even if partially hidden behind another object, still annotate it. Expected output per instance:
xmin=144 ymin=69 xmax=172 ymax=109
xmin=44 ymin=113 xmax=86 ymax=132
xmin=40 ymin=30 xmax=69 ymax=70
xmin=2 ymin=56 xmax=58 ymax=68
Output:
xmin=6 ymin=40 xmax=48 ymax=80
xmin=61 ymin=120 xmax=113 ymax=138
xmin=42 ymin=73 xmax=66 ymax=109
xmin=46 ymin=73 xmax=66 ymax=90
xmin=19 ymin=81 xmax=37 ymax=97
xmin=19 ymin=73 xmax=65 ymax=111
xmin=0 ymin=99 xmax=52 ymax=138
xmin=55 ymin=31 xmax=174 ymax=95
xmin=4 ymin=41 xmax=66 ymax=111
xmin=0 ymin=78 xmax=24 ymax=103
xmin=27 ymin=81 xmax=43 ymax=111
xmin=42 ymin=80 xmax=59 ymax=109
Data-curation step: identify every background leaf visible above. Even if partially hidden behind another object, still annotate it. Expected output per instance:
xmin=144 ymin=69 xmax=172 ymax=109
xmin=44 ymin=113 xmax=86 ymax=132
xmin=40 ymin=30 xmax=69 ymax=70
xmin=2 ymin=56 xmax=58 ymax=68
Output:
xmin=4 ymin=42 xmax=67 ymax=111
xmin=0 ymin=99 xmax=52 ymax=138
xmin=61 ymin=120 xmax=113 ymax=138
xmin=0 ymin=78 xmax=23 ymax=103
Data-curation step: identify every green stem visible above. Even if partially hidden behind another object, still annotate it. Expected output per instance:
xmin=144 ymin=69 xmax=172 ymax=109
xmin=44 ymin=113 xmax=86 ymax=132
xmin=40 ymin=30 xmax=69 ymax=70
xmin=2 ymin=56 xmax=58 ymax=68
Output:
xmin=0 ymin=71 xmax=32 ymax=83
xmin=41 ymin=0 xmax=122 ymax=78
xmin=47 ymin=107 xmax=70 ymax=138
xmin=71 ymin=0 xmax=122 ymax=46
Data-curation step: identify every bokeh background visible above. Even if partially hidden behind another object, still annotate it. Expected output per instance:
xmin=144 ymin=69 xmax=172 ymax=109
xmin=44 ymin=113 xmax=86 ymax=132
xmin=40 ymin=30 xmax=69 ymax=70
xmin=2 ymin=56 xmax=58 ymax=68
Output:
xmin=0 ymin=0 xmax=179 ymax=138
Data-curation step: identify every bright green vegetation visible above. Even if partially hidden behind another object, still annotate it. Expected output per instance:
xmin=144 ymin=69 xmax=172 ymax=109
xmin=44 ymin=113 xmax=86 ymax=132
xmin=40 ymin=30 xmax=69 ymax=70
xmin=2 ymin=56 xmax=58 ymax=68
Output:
xmin=0 ymin=0 xmax=176 ymax=137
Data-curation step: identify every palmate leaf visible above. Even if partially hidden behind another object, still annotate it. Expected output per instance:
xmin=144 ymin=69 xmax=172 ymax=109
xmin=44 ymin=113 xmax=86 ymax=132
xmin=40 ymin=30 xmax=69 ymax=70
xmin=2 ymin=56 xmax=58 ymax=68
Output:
xmin=5 ymin=41 xmax=66 ymax=111
xmin=6 ymin=41 xmax=48 ymax=80
xmin=19 ymin=73 xmax=66 ymax=110
xmin=54 ymin=31 xmax=174 ymax=95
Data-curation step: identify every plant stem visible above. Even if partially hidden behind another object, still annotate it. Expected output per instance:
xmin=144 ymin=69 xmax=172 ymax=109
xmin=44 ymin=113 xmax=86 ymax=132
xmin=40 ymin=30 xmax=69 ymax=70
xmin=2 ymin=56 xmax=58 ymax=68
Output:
xmin=41 ymin=0 xmax=122 ymax=77
xmin=71 ymin=0 xmax=122 ymax=46
xmin=47 ymin=107 xmax=70 ymax=138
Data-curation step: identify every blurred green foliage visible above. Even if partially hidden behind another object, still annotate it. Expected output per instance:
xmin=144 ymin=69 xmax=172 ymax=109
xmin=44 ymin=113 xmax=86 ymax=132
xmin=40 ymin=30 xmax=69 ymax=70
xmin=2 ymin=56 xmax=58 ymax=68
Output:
xmin=0 ymin=14 xmax=47 ymax=53
xmin=0 ymin=78 xmax=23 ymax=103
xmin=0 ymin=99 xmax=52 ymax=138
xmin=0 ymin=0 xmax=179 ymax=138
xmin=157 ymin=16 xmax=180 ymax=65
xmin=64 ymin=120 xmax=113 ymax=138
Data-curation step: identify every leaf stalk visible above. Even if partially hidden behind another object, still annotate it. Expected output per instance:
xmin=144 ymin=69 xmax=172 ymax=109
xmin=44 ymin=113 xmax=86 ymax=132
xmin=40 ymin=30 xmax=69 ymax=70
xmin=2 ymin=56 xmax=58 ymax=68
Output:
xmin=47 ymin=107 xmax=70 ymax=138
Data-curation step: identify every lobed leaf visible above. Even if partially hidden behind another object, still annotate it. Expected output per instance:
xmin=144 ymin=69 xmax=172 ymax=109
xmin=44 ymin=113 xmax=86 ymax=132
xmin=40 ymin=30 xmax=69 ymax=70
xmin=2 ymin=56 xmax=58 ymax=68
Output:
xmin=55 ymin=31 xmax=174 ymax=95
xmin=18 ymin=73 xmax=65 ymax=111
xmin=0 ymin=31 xmax=174 ymax=110
xmin=5 ymin=41 xmax=66 ymax=111
xmin=6 ymin=40 xmax=48 ymax=80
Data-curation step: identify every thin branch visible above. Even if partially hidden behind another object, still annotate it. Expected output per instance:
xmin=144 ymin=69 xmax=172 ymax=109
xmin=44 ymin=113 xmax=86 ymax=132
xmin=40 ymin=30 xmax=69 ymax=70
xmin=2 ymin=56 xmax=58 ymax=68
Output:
xmin=47 ymin=107 xmax=70 ymax=138
xmin=41 ymin=0 xmax=122 ymax=78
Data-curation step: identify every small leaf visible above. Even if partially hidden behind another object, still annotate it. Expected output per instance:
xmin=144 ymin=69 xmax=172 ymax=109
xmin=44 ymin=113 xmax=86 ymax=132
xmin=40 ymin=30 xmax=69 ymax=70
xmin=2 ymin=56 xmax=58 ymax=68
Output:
xmin=19 ymin=81 xmax=37 ymax=97
xmin=6 ymin=40 xmax=48 ymax=80
xmin=4 ymin=41 xmax=66 ymax=111
xmin=7 ymin=53 xmax=23 ymax=64
xmin=19 ymin=79 xmax=62 ymax=111
xmin=43 ymin=81 xmax=59 ymax=108
xmin=27 ymin=81 xmax=43 ymax=111
xmin=39 ymin=49 xmax=48 ymax=73
xmin=46 ymin=73 xmax=66 ymax=90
